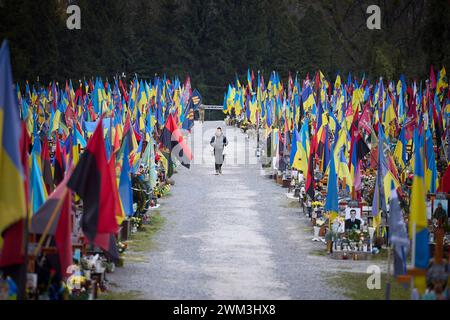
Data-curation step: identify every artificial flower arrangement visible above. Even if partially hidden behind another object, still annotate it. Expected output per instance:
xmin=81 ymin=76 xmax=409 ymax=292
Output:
xmin=66 ymin=271 xmax=91 ymax=300
xmin=68 ymin=281 xmax=91 ymax=300
xmin=347 ymin=229 xmax=369 ymax=242
xmin=130 ymin=216 xmax=143 ymax=230
xmin=117 ymin=241 xmax=128 ymax=254
xmin=312 ymin=201 xmax=323 ymax=208
xmin=141 ymin=213 xmax=151 ymax=224
xmin=154 ymin=183 xmax=171 ymax=198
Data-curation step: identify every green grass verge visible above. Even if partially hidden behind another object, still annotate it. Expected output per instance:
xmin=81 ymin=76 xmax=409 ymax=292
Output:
xmin=281 ymin=201 xmax=301 ymax=209
xmin=126 ymin=213 xmax=166 ymax=253
xmin=99 ymin=290 xmax=143 ymax=300
xmin=309 ymin=249 xmax=329 ymax=257
xmin=328 ymin=272 xmax=410 ymax=300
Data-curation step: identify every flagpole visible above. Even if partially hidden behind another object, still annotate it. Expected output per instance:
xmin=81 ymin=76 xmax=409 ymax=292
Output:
xmin=18 ymin=197 xmax=30 ymax=300
xmin=385 ymin=243 xmax=391 ymax=300
xmin=256 ymin=110 xmax=260 ymax=158
xmin=110 ymin=108 xmax=113 ymax=156
xmin=410 ymin=222 xmax=416 ymax=299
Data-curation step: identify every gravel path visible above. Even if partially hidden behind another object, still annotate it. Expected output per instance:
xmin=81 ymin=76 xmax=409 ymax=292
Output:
xmin=109 ymin=121 xmax=385 ymax=299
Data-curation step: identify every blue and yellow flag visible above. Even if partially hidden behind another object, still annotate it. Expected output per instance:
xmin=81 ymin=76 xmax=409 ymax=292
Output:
xmin=30 ymin=152 xmax=46 ymax=214
xmin=408 ymin=128 xmax=429 ymax=294
xmin=325 ymin=151 xmax=339 ymax=221
xmin=0 ymin=41 xmax=26 ymax=244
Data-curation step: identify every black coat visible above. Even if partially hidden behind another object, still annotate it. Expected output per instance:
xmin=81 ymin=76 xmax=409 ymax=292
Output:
xmin=345 ymin=218 xmax=361 ymax=231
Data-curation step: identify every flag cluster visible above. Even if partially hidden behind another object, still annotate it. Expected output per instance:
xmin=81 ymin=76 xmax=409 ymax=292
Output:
xmin=0 ymin=40 xmax=196 ymax=276
xmin=225 ymin=67 xmax=449 ymax=292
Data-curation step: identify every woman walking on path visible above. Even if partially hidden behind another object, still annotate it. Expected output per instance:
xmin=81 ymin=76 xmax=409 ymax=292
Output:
xmin=210 ymin=127 xmax=228 ymax=174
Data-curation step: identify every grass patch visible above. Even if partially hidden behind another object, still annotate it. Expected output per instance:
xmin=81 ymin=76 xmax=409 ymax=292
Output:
xmin=126 ymin=213 xmax=166 ymax=253
xmin=370 ymin=248 xmax=411 ymax=262
xmin=309 ymin=249 xmax=328 ymax=257
xmin=281 ymin=201 xmax=301 ymax=209
xmin=123 ymin=253 xmax=148 ymax=263
xmin=99 ymin=290 xmax=143 ymax=300
xmin=370 ymin=248 xmax=388 ymax=261
xmin=328 ymin=272 xmax=410 ymax=300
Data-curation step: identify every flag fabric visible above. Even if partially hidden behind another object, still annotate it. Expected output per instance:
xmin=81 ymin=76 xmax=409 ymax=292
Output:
xmin=393 ymin=126 xmax=407 ymax=169
xmin=53 ymin=134 xmax=65 ymax=186
xmin=41 ymin=137 xmax=53 ymax=194
xmin=305 ymin=133 xmax=316 ymax=199
xmin=441 ymin=164 xmax=450 ymax=193
xmin=436 ymin=67 xmax=448 ymax=96
xmin=293 ymin=119 xmax=309 ymax=175
xmin=191 ymin=89 xmax=202 ymax=110
xmin=289 ymin=128 xmax=299 ymax=166
xmin=88 ymin=233 xmax=120 ymax=263
xmin=387 ymin=182 xmax=409 ymax=277
xmin=118 ymin=140 xmax=133 ymax=218
xmin=425 ymin=128 xmax=437 ymax=193
xmin=0 ymin=219 xmax=25 ymax=267
xmin=0 ymin=40 xmax=26 ymax=245
xmin=408 ymin=129 xmax=429 ymax=294
xmin=109 ymin=152 xmax=124 ymax=226
xmin=67 ymin=120 xmax=119 ymax=243
xmin=301 ymin=85 xmax=315 ymax=111
xmin=325 ymin=151 xmax=339 ymax=221
xmin=160 ymin=113 xmax=192 ymax=169
xmin=30 ymin=152 xmax=46 ymax=214
xmin=30 ymin=171 xmax=73 ymax=278
xmin=182 ymin=99 xmax=195 ymax=131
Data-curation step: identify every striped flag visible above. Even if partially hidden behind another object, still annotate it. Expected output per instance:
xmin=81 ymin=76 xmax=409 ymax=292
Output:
xmin=0 ymin=40 xmax=26 ymax=246
xmin=408 ymin=129 xmax=429 ymax=294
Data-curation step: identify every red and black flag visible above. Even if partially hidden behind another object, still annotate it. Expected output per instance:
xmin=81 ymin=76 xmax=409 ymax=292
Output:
xmin=67 ymin=120 xmax=118 ymax=244
xmin=160 ymin=113 xmax=192 ymax=169
xmin=87 ymin=233 xmax=119 ymax=262
xmin=356 ymin=134 xmax=370 ymax=162
xmin=30 ymin=171 xmax=73 ymax=278
xmin=53 ymin=134 xmax=65 ymax=187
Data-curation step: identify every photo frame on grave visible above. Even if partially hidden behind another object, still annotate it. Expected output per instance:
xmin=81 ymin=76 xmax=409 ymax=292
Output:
xmin=345 ymin=206 xmax=362 ymax=223
xmin=26 ymin=273 xmax=38 ymax=292
xmin=433 ymin=197 xmax=448 ymax=217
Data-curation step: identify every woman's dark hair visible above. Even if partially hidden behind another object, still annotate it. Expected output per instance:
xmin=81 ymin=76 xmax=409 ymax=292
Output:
xmin=217 ymin=127 xmax=222 ymax=130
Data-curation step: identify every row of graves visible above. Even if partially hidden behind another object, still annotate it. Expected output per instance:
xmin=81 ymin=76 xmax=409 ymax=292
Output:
xmin=1 ymin=139 xmax=175 ymax=300
xmin=253 ymin=121 xmax=450 ymax=299
xmin=0 ymin=40 xmax=198 ymax=300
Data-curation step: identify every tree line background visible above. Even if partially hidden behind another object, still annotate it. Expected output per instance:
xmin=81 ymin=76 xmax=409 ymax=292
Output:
xmin=0 ymin=0 xmax=449 ymax=104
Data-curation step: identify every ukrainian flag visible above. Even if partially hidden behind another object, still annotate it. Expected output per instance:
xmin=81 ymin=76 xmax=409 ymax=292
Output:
xmin=325 ymin=150 xmax=339 ymax=222
xmin=301 ymin=85 xmax=315 ymax=111
xmin=408 ymin=129 xmax=429 ymax=294
xmin=293 ymin=120 xmax=309 ymax=175
xmin=393 ymin=126 xmax=406 ymax=169
xmin=0 ymin=41 xmax=26 ymax=245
